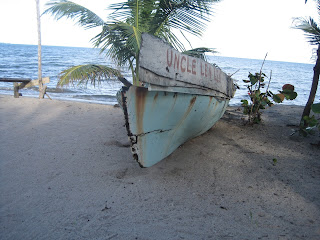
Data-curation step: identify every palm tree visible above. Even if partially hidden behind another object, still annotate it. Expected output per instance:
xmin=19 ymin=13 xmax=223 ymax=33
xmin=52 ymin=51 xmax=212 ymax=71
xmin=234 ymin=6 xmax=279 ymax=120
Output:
xmin=36 ymin=0 xmax=46 ymax=98
xmin=44 ymin=0 xmax=219 ymax=87
xmin=294 ymin=0 xmax=320 ymax=127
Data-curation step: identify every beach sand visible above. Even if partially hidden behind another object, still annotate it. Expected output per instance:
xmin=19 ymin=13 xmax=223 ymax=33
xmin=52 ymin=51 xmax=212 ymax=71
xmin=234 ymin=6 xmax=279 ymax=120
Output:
xmin=0 ymin=94 xmax=319 ymax=240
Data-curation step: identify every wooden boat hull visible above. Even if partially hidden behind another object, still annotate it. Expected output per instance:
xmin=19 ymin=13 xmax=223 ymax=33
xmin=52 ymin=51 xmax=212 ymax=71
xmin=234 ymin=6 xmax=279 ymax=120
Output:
xmin=120 ymin=86 xmax=229 ymax=167
xmin=118 ymin=33 xmax=235 ymax=167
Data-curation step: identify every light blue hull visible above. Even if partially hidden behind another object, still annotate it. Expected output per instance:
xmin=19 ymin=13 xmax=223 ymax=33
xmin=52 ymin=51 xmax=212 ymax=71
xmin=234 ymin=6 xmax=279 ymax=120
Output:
xmin=120 ymin=86 xmax=229 ymax=167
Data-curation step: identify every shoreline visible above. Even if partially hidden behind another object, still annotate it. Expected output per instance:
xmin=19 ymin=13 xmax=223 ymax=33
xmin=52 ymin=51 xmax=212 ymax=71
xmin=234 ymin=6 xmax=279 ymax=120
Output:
xmin=0 ymin=92 xmax=315 ymax=107
xmin=0 ymin=92 xmax=119 ymax=106
xmin=0 ymin=94 xmax=319 ymax=239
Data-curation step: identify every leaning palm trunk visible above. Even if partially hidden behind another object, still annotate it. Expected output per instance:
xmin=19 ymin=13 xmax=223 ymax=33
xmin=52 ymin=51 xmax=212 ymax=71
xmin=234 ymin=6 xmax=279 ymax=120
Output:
xmin=35 ymin=0 xmax=46 ymax=98
xmin=293 ymin=0 xmax=320 ymax=127
xmin=301 ymin=44 xmax=320 ymax=126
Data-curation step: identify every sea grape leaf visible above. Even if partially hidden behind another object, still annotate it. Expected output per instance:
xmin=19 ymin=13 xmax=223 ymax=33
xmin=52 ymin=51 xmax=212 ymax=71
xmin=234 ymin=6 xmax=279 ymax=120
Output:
xmin=273 ymin=94 xmax=285 ymax=103
xmin=241 ymin=99 xmax=248 ymax=106
xmin=283 ymin=91 xmax=297 ymax=100
xmin=282 ymin=84 xmax=295 ymax=91
xmin=250 ymin=77 xmax=258 ymax=85
xmin=281 ymin=89 xmax=294 ymax=94
xmin=311 ymin=103 xmax=320 ymax=113
xmin=303 ymin=115 xmax=318 ymax=127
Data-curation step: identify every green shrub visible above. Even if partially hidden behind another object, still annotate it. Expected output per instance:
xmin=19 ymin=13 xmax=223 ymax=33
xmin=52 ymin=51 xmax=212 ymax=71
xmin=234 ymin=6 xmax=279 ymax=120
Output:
xmin=241 ymin=72 xmax=297 ymax=124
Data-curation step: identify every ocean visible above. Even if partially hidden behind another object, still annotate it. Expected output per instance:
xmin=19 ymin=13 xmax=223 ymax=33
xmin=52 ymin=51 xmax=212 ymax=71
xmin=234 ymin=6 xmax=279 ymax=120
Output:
xmin=0 ymin=43 xmax=319 ymax=106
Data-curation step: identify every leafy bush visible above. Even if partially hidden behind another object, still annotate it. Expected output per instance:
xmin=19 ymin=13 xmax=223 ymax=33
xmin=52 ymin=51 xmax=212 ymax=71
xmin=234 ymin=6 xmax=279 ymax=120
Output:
xmin=241 ymin=72 xmax=297 ymax=124
xmin=299 ymin=102 xmax=320 ymax=136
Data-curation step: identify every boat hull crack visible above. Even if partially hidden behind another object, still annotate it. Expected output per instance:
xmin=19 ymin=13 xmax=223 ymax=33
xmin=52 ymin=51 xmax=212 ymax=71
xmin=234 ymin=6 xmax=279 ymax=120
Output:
xmin=119 ymin=85 xmax=229 ymax=167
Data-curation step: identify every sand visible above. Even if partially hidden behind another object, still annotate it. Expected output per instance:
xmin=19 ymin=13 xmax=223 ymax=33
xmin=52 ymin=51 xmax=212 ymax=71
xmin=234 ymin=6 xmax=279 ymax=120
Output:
xmin=0 ymin=94 xmax=319 ymax=240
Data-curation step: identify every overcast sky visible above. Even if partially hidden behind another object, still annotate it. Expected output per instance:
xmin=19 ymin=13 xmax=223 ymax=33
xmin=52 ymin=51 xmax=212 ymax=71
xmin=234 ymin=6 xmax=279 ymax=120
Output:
xmin=0 ymin=0 xmax=318 ymax=63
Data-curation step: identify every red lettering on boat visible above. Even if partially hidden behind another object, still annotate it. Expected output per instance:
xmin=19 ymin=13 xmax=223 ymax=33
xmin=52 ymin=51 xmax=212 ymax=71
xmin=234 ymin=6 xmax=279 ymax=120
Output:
xmin=187 ymin=57 xmax=191 ymax=73
xmin=192 ymin=59 xmax=196 ymax=75
xmin=181 ymin=56 xmax=186 ymax=72
xmin=174 ymin=54 xmax=180 ymax=70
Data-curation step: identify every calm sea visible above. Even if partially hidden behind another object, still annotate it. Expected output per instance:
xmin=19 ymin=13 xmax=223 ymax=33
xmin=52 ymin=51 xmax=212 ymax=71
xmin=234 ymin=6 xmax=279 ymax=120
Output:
xmin=0 ymin=43 xmax=319 ymax=106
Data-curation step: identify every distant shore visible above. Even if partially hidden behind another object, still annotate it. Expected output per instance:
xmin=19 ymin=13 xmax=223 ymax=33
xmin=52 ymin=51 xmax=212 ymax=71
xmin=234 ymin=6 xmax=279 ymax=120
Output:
xmin=0 ymin=94 xmax=319 ymax=239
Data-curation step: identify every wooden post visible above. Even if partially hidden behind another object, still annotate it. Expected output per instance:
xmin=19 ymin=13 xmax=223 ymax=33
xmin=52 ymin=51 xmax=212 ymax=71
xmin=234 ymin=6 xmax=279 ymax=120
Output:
xmin=13 ymin=83 xmax=20 ymax=98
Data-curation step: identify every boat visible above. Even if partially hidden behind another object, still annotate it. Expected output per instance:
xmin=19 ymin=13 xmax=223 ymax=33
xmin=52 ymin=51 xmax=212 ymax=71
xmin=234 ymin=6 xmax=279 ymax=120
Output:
xmin=118 ymin=33 xmax=235 ymax=167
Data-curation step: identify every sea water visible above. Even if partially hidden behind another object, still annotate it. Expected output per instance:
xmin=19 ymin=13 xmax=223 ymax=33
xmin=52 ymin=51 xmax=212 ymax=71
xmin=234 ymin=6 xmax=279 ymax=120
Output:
xmin=0 ymin=43 xmax=319 ymax=106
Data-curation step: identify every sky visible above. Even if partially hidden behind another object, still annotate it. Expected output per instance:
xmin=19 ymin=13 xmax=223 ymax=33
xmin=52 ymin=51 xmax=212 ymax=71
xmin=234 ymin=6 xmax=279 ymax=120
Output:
xmin=0 ymin=0 xmax=318 ymax=64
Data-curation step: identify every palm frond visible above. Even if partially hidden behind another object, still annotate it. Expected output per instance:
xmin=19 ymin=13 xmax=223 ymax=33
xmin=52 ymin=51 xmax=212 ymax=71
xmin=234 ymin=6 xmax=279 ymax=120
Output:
xmin=91 ymin=22 xmax=140 ymax=69
xmin=294 ymin=17 xmax=320 ymax=45
xmin=108 ymin=0 xmax=155 ymax=26
xmin=305 ymin=0 xmax=320 ymax=23
xmin=111 ymin=22 xmax=142 ymax=53
xmin=57 ymin=64 xmax=122 ymax=87
xmin=183 ymin=47 xmax=217 ymax=61
xmin=150 ymin=0 xmax=219 ymax=37
xmin=91 ymin=1 xmax=145 ymax=71
xmin=318 ymin=0 xmax=320 ymax=21
xmin=107 ymin=0 xmax=219 ymax=52
xmin=46 ymin=0 xmax=220 ymax=86
xmin=158 ymin=30 xmax=186 ymax=51
xmin=44 ymin=0 xmax=105 ymax=29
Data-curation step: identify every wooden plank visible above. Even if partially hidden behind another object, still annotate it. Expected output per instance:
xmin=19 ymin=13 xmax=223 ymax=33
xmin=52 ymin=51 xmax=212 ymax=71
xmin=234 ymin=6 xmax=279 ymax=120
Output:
xmin=19 ymin=77 xmax=50 ymax=89
xmin=1 ymin=77 xmax=50 ymax=98
xmin=140 ymin=67 xmax=198 ymax=88
xmin=140 ymin=68 xmax=228 ymax=98
xmin=0 ymin=77 xmax=49 ymax=87
xmin=139 ymin=33 xmax=233 ymax=98
xmin=0 ymin=78 xmax=32 ymax=83
xmin=147 ymin=85 xmax=227 ymax=99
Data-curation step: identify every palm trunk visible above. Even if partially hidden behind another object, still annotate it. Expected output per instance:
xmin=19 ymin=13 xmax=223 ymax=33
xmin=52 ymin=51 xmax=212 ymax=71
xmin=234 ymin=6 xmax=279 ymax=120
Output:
xmin=135 ymin=52 xmax=140 ymax=86
xmin=35 ymin=0 xmax=46 ymax=99
xmin=301 ymin=44 xmax=320 ymax=127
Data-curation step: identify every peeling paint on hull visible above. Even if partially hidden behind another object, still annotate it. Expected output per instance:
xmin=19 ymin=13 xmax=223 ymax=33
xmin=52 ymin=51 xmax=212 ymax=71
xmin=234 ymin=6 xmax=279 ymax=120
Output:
xmin=120 ymin=86 xmax=229 ymax=167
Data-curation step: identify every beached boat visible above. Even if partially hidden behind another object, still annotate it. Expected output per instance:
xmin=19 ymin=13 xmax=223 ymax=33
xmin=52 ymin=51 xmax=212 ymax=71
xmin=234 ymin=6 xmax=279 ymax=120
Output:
xmin=118 ymin=33 xmax=235 ymax=167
